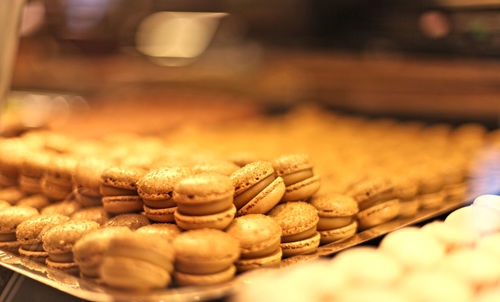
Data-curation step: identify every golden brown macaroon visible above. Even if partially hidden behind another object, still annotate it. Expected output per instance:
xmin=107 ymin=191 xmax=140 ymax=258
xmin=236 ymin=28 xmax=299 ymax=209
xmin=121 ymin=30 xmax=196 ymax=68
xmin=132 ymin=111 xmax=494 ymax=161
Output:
xmin=231 ymin=161 xmax=285 ymax=216
xmin=100 ymin=232 xmax=175 ymax=290
xmin=73 ymin=226 xmax=131 ymax=280
xmin=100 ymin=166 xmax=146 ymax=214
xmin=173 ymin=229 xmax=239 ymax=286
xmin=310 ymin=194 xmax=359 ymax=244
xmin=42 ymin=220 xmax=100 ymax=275
xmin=16 ymin=214 xmax=70 ymax=262
xmin=226 ymin=214 xmax=282 ymax=272
xmin=0 ymin=206 xmax=39 ymax=253
xmin=136 ymin=223 xmax=181 ymax=242
xmin=41 ymin=200 xmax=81 ymax=216
xmin=272 ymin=154 xmax=321 ymax=201
xmin=173 ymin=173 xmax=236 ymax=230
xmin=73 ymin=158 xmax=110 ymax=207
xmin=102 ymin=213 xmax=150 ymax=230
xmin=41 ymin=156 xmax=77 ymax=201
xmin=19 ymin=151 xmax=52 ymax=194
xmin=268 ymin=202 xmax=320 ymax=257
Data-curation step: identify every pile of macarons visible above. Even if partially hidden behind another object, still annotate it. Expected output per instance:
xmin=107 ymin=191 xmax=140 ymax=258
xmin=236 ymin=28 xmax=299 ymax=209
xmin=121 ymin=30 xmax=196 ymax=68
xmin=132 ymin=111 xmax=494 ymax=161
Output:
xmin=235 ymin=194 xmax=500 ymax=302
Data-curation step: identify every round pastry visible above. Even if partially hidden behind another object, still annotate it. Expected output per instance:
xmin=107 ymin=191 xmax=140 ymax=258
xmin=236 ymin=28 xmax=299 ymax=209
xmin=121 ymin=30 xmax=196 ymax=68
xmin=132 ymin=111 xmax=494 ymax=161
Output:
xmin=135 ymin=223 xmax=181 ymax=242
xmin=102 ymin=214 xmax=150 ymax=230
xmin=73 ymin=226 xmax=131 ymax=279
xmin=0 ymin=206 xmax=39 ymax=253
xmin=42 ymin=220 xmax=100 ymax=275
xmin=231 ymin=161 xmax=285 ymax=216
xmin=137 ymin=167 xmax=191 ymax=222
xmin=268 ymin=202 xmax=320 ymax=257
xmin=73 ymin=158 xmax=109 ymax=207
xmin=356 ymin=199 xmax=400 ymax=230
xmin=173 ymin=229 xmax=239 ymax=286
xmin=101 ymin=232 xmax=174 ymax=290
xmin=16 ymin=214 xmax=70 ymax=263
xmin=40 ymin=200 xmax=81 ymax=216
xmin=100 ymin=166 xmax=146 ymax=214
xmin=71 ymin=207 xmax=110 ymax=225
xmin=19 ymin=151 xmax=52 ymax=194
xmin=226 ymin=214 xmax=282 ymax=272
xmin=399 ymin=270 xmax=473 ymax=302
xmin=0 ymin=187 xmax=26 ymax=205
xmin=272 ymin=154 xmax=320 ymax=201
xmin=310 ymin=194 xmax=358 ymax=244
xmin=17 ymin=194 xmax=50 ymax=210
xmin=380 ymin=227 xmax=445 ymax=270
xmin=173 ymin=173 xmax=235 ymax=230
xmin=421 ymin=221 xmax=478 ymax=252
xmin=41 ymin=156 xmax=76 ymax=201
xmin=445 ymin=206 xmax=500 ymax=236
xmin=331 ymin=247 xmax=402 ymax=286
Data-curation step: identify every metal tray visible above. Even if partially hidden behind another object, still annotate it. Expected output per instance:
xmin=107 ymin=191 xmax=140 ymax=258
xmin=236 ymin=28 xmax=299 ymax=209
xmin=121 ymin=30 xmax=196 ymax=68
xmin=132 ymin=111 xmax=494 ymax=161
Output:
xmin=0 ymin=194 xmax=477 ymax=302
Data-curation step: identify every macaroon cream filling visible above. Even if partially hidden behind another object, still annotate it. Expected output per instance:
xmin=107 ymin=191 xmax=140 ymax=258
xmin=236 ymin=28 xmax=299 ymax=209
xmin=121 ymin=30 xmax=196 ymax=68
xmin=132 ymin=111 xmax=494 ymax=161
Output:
xmin=0 ymin=232 xmax=16 ymax=242
xmin=100 ymin=184 xmax=137 ymax=196
xmin=317 ymin=216 xmax=353 ymax=231
xmin=48 ymin=251 xmax=74 ymax=263
xmin=234 ymin=174 xmax=275 ymax=209
xmin=281 ymin=225 xmax=317 ymax=243
xmin=177 ymin=196 xmax=233 ymax=216
xmin=282 ymin=169 xmax=313 ymax=186
xmin=241 ymin=240 xmax=280 ymax=259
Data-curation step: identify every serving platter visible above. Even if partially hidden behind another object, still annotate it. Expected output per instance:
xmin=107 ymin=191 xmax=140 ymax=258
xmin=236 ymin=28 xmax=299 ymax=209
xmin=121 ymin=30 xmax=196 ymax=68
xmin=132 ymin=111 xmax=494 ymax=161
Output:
xmin=0 ymin=191 xmax=480 ymax=302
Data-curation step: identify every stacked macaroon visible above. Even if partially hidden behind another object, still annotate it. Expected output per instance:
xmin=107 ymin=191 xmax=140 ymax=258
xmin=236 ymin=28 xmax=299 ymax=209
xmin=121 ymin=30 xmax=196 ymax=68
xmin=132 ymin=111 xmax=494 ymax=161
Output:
xmin=16 ymin=214 xmax=70 ymax=262
xmin=269 ymin=202 xmax=320 ymax=257
xmin=310 ymin=194 xmax=358 ymax=244
xmin=19 ymin=151 xmax=52 ymax=194
xmin=42 ymin=220 xmax=100 ymax=275
xmin=0 ymin=206 xmax=39 ymax=253
xmin=99 ymin=166 xmax=146 ymax=215
xmin=231 ymin=161 xmax=285 ymax=216
xmin=100 ymin=232 xmax=175 ymax=290
xmin=348 ymin=177 xmax=400 ymax=230
xmin=272 ymin=154 xmax=320 ymax=202
xmin=226 ymin=214 xmax=282 ymax=272
xmin=173 ymin=173 xmax=236 ymax=230
xmin=137 ymin=167 xmax=191 ymax=223
xmin=73 ymin=158 xmax=109 ymax=207
xmin=41 ymin=156 xmax=76 ymax=201
xmin=173 ymin=229 xmax=240 ymax=286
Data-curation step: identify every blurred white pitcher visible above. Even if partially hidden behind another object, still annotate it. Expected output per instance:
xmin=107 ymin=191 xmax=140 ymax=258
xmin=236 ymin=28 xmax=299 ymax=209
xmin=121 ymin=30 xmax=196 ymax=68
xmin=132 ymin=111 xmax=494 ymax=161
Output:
xmin=0 ymin=0 xmax=24 ymax=122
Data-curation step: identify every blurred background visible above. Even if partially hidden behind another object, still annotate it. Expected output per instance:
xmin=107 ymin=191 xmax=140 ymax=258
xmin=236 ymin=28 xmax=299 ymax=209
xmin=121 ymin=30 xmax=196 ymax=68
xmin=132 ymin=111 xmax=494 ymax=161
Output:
xmin=6 ymin=0 xmax=500 ymax=135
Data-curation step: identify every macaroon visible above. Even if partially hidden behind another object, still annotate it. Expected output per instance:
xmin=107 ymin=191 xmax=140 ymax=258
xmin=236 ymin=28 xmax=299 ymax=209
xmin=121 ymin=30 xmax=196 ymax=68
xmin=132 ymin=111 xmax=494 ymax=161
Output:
xmin=348 ymin=177 xmax=399 ymax=230
xmin=226 ymin=214 xmax=282 ymax=272
xmin=137 ymin=167 xmax=191 ymax=223
xmin=41 ymin=156 xmax=76 ymax=201
xmin=42 ymin=220 xmax=100 ymax=275
xmin=17 ymin=194 xmax=50 ymax=210
xmin=0 ymin=206 xmax=39 ymax=253
xmin=16 ymin=214 xmax=70 ymax=263
xmin=173 ymin=173 xmax=236 ymax=230
xmin=101 ymin=232 xmax=175 ymax=290
xmin=392 ymin=175 xmax=419 ymax=218
xmin=102 ymin=213 xmax=150 ymax=230
xmin=272 ymin=154 xmax=320 ymax=201
xmin=40 ymin=200 xmax=81 ymax=216
xmin=173 ymin=229 xmax=240 ymax=286
xmin=231 ymin=161 xmax=285 ymax=216
xmin=73 ymin=158 xmax=109 ymax=207
xmin=445 ymin=206 xmax=500 ymax=236
xmin=421 ymin=221 xmax=478 ymax=252
xmin=19 ymin=151 xmax=52 ymax=194
xmin=73 ymin=226 xmax=131 ymax=280
xmin=310 ymin=194 xmax=358 ymax=244
xmin=268 ymin=202 xmax=320 ymax=257
xmin=100 ymin=166 xmax=146 ymax=214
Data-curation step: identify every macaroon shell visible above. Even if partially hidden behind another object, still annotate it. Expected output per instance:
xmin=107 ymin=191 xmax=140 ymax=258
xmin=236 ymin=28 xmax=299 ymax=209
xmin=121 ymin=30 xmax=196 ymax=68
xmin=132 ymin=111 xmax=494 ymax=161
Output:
xmin=282 ymin=175 xmax=320 ymax=201
xmin=281 ymin=232 xmax=320 ymax=257
xmin=236 ymin=248 xmax=282 ymax=272
xmin=237 ymin=177 xmax=285 ymax=216
xmin=357 ymin=199 xmax=400 ymax=230
xmin=174 ymin=265 xmax=236 ymax=286
xmin=319 ymin=220 xmax=357 ymax=244
xmin=231 ymin=161 xmax=275 ymax=197
xmin=143 ymin=205 xmax=176 ymax=223
xmin=102 ymin=196 xmax=143 ymax=214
